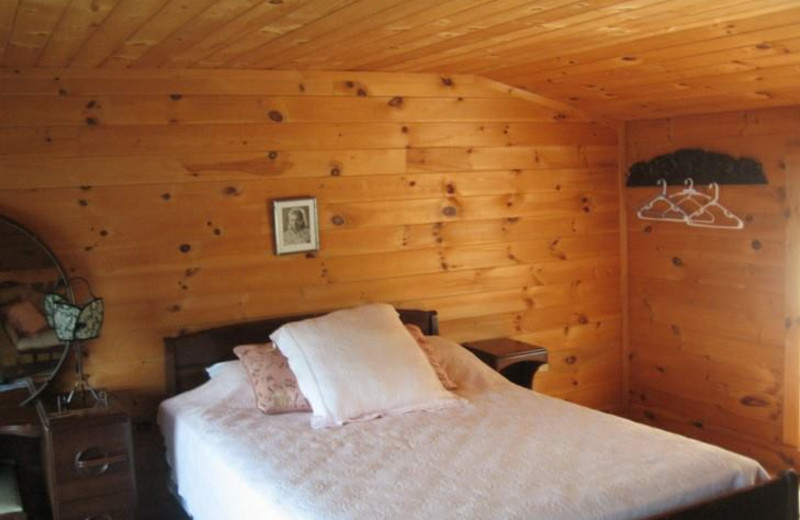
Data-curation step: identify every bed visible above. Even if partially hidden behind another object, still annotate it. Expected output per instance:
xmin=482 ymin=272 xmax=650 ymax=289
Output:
xmin=159 ymin=308 xmax=798 ymax=520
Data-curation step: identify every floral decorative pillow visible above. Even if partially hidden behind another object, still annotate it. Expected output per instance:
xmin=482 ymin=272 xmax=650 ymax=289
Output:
xmin=404 ymin=324 xmax=457 ymax=390
xmin=233 ymin=343 xmax=311 ymax=414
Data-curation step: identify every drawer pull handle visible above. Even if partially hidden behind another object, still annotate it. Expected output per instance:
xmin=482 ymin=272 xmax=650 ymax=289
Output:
xmin=74 ymin=447 xmax=127 ymax=476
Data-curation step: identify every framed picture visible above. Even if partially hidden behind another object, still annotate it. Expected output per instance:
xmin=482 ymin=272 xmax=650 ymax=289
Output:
xmin=272 ymin=197 xmax=320 ymax=255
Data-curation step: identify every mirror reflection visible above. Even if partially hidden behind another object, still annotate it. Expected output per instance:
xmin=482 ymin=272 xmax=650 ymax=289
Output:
xmin=0 ymin=217 xmax=70 ymax=390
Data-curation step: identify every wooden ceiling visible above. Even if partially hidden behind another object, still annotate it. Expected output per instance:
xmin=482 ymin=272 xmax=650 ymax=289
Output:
xmin=2 ymin=0 xmax=800 ymax=120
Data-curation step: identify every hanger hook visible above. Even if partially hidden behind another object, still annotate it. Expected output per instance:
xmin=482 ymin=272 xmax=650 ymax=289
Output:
xmin=657 ymin=178 xmax=668 ymax=196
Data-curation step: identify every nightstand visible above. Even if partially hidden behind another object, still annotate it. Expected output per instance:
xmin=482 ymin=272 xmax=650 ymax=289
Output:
xmin=463 ymin=338 xmax=548 ymax=388
xmin=38 ymin=401 xmax=137 ymax=520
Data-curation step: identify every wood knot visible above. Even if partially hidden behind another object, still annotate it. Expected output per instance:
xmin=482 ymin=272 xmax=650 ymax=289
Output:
xmin=564 ymin=355 xmax=577 ymax=365
xmin=85 ymin=117 xmax=98 ymax=126
xmin=268 ymin=110 xmax=284 ymax=122
xmin=576 ymin=314 xmax=588 ymax=324
xmin=330 ymin=167 xmax=341 ymax=176
xmin=179 ymin=244 xmax=191 ymax=253
xmin=740 ymin=396 xmax=769 ymax=407
xmin=223 ymin=186 xmax=240 ymax=196
xmin=170 ymin=93 xmax=182 ymax=101
xmin=621 ymin=56 xmax=637 ymax=62
xmin=268 ymin=151 xmax=278 ymax=160
xmin=672 ymin=257 xmax=683 ymax=266
xmin=445 ymin=183 xmax=455 ymax=194
xmin=331 ymin=215 xmax=346 ymax=226
xmin=643 ymin=410 xmax=656 ymax=421
xmin=86 ymin=100 xmax=97 ymax=109
xmin=442 ymin=206 xmax=457 ymax=217
xmin=441 ymin=76 xmax=453 ymax=87
xmin=161 ymin=193 xmax=171 ymax=201
xmin=78 ymin=199 xmax=88 ymax=207
xmin=356 ymin=88 xmax=367 ymax=97
xmin=388 ymin=96 xmax=403 ymax=107
xmin=751 ymin=239 xmax=762 ymax=250
xmin=644 ymin=225 xmax=652 ymax=233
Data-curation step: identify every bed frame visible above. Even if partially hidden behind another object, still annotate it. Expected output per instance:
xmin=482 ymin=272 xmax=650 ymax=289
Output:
xmin=162 ymin=308 xmax=798 ymax=520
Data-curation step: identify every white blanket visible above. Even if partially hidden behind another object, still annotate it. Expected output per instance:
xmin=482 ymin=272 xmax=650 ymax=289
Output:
xmin=158 ymin=341 xmax=767 ymax=520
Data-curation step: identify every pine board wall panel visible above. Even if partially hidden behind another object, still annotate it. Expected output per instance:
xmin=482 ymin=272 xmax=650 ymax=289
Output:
xmin=625 ymin=106 xmax=800 ymax=472
xmin=0 ymin=69 xmax=620 ymax=417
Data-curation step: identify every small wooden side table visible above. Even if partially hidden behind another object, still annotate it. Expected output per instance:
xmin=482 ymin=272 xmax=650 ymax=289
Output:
xmin=463 ymin=338 xmax=548 ymax=388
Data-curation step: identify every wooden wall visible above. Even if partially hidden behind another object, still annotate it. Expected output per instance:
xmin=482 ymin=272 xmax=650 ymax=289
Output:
xmin=0 ymin=69 xmax=621 ymax=417
xmin=625 ymin=106 xmax=800 ymax=472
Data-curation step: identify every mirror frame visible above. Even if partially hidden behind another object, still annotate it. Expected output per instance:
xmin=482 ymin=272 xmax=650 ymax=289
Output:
xmin=0 ymin=215 xmax=74 ymax=405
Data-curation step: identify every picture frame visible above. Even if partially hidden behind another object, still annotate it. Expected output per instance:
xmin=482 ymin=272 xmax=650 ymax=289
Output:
xmin=272 ymin=197 xmax=320 ymax=255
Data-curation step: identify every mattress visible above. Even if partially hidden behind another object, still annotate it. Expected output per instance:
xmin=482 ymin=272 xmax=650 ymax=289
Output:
xmin=158 ymin=341 xmax=767 ymax=520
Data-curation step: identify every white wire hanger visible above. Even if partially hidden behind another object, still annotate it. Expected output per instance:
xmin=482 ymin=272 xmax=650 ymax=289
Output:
xmin=636 ymin=179 xmax=688 ymax=223
xmin=636 ymin=177 xmax=744 ymax=230
xmin=686 ymin=182 xmax=744 ymax=229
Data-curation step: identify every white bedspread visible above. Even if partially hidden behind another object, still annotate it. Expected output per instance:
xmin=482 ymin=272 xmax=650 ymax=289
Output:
xmin=158 ymin=347 xmax=767 ymax=520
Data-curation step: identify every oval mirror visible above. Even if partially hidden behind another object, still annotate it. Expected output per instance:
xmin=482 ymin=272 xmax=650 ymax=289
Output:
xmin=0 ymin=216 xmax=73 ymax=403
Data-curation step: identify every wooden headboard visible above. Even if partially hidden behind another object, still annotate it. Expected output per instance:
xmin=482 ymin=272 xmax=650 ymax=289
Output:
xmin=163 ymin=308 xmax=438 ymax=396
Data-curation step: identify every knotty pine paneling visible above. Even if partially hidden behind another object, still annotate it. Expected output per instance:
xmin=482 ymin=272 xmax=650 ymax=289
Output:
xmin=625 ymin=105 xmax=799 ymax=472
xmin=0 ymin=69 xmax=620 ymax=418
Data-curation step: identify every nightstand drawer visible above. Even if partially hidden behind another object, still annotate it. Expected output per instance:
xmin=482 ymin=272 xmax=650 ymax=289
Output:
xmin=50 ymin=420 xmax=133 ymax=501
xmin=41 ymin=404 xmax=137 ymax=520
xmin=58 ymin=490 xmax=136 ymax=520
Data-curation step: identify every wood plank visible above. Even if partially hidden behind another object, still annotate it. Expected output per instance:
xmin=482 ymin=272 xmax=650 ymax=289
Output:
xmin=128 ymin=0 xmax=265 ymax=68
xmin=0 ymin=1 xmax=20 ymax=64
xmin=0 ymin=149 xmax=409 ymax=189
xmin=100 ymin=0 xmax=224 ymax=68
xmin=618 ymin=122 xmax=630 ymax=409
xmin=239 ymin=0 xmax=415 ymax=69
xmin=784 ymin=148 xmax=800 ymax=447
xmin=408 ymin=146 xmax=618 ymax=172
xmin=0 ymin=95 xmax=608 ymax=125
xmin=282 ymin=0 xmax=520 ymax=70
xmin=360 ymin=0 xmax=668 ymax=72
xmin=0 ymin=122 xmax=618 ymax=158
xmin=0 ymin=68 xmax=507 ymax=98
xmin=401 ymin=0 xmax=779 ymax=74
xmin=68 ymin=0 xmax=169 ymax=68
xmin=36 ymin=0 xmax=121 ymax=67
xmin=464 ymin=0 xmax=800 ymax=76
xmin=158 ymin=0 xmax=308 ymax=68
xmin=3 ymin=0 xmax=70 ymax=67
xmin=489 ymin=5 xmax=800 ymax=85
xmin=315 ymin=0 xmax=577 ymax=71
xmin=194 ymin=0 xmax=359 ymax=68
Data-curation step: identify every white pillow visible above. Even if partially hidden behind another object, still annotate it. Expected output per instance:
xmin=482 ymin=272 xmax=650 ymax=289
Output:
xmin=203 ymin=360 xmax=256 ymax=409
xmin=270 ymin=303 xmax=460 ymax=428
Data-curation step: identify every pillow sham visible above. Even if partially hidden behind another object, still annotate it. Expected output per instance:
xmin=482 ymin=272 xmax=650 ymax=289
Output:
xmin=404 ymin=324 xmax=457 ymax=390
xmin=270 ymin=303 xmax=460 ymax=428
xmin=424 ymin=336 xmax=509 ymax=390
xmin=233 ymin=343 xmax=311 ymax=414
xmin=1 ymin=299 xmax=48 ymax=337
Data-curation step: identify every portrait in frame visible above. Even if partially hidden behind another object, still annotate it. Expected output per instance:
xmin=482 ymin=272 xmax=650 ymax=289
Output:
xmin=272 ymin=197 xmax=320 ymax=255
